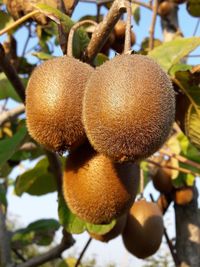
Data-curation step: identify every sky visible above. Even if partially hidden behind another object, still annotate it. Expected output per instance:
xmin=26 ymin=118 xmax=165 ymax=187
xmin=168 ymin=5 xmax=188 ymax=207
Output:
xmin=1 ymin=1 xmax=200 ymax=266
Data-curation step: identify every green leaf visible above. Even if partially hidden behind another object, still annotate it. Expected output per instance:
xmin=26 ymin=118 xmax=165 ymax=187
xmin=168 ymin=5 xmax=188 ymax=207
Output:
xmin=58 ymin=194 xmax=86 ymax=234
xmin=15 ymin=157 xmax=57 ymax=196
xmin=12 ymin=219 xmax=60 ymax=248
xmin=0 ymin=73 xmax=22 ymax=102
xmin=149 ymin=37 xmax=200 ymax=72
xmin=94 ymin=53 xmax=109 ymax=66
xmin=58 ymin=194 xmax=116 ymax=235
xmin=132 ymin=4 xmax=140 ymax=25
xmin=175 ymin=69 xmax=200 ymax=151
xmin=170 ymin=64 xmax=192 ymax=76
xmin=32 ymin=52 xmax=55 ymax=60
xmin=0 ymin=11 xmax=13 ymax=30
xmin=0 ymin=126 xmax=27 ymax=167
xmin=34 ymin=3 xmax=90 ymax=58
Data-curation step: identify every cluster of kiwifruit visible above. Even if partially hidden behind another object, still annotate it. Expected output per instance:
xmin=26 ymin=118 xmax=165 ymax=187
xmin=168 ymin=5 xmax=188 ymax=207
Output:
xmin=151 ymin=160 xmax=194 ymax=206
xmin=4 ymin=0 xmax=57 ymax=24
xmin=157 ymin=0 xmax=200 ymax=18
xmin=25 ymin=14 xmax=176 ymax=258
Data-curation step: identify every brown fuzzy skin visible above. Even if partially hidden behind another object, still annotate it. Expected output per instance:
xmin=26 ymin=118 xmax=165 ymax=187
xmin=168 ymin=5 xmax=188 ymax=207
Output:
xmin=26 ymin=56 xmax=93 ymax=152
xmin=122 ymin=199 xmax=164 ymax=259
xmin=83 ymin=54 xmax=175 ymax=162
xmin=152 ymin=166 xmax=173 ymax=194
xmin=158 ymin=1 xmax=174 ymax=17
xmin=62 ymin=142 xmax=140 ymax=224
xmin=89 ymin=213 xmax=127 ymax=242
xmin=173 ymin=187 xmax=194 ymax=205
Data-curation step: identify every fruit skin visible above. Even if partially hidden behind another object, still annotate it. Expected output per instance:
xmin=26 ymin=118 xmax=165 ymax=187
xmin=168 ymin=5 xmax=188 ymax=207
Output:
xmin=174 ymin=187 xmax=194 ymax=205
xmin=62 ymin=142 xmax=140 ymax=224
xmin=187 ymin=0 xmax=200 ymax=17
xmin=122 ymin=199 xmax=164 ymax=259
xmin=158 ymin=1 xmax=174 ymax=17
xmin=26 ymin=56 xmax=93 ymax=153
xmin=152 ymin=165 xmax=173 ymax=194
xmin=89 ymin=214 xmax=127 ymax=242
xmin=111 ymin=20 xmax=136 ymax=53
xmin=83 ymin=54 xmax=175 ymax=162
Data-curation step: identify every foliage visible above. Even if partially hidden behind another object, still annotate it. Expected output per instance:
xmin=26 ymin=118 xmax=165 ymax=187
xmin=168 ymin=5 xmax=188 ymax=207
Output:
xmin=0 ymin=0 xmax=200 ymax=266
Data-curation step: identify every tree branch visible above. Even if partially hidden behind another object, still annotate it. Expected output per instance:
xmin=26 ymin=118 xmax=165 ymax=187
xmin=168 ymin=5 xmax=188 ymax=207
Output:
xmin=0 ymin=104 xmax=25 ymax=126
xmin=0 ymin=205 xmax=12 ymax=267
xmin=124 ymin=0 xmax=132 ymax=54
xmin=0 ymin=44 xmax=25 ymax=102
xmin=149 ymin=0 xmax=158 ymax=50
xmin=17 ymin=231 xmax=74 ymax=267
xmin=85 ymin=0 xmax=127 ymax=63
xmin=146 ymin=158 xmax=200 ymax=177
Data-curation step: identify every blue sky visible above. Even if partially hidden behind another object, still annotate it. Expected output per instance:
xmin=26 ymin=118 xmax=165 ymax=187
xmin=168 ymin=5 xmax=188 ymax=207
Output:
xmin=1 ymin=1 xmax=200 ymax=266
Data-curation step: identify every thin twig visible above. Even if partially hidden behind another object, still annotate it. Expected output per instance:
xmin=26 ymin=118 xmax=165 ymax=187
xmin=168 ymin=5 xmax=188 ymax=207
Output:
xmin=12 ymin=248 xmax=26 ymax=262
xmin=75 ymin=238 xmax=92 ymax=267
xmin=18 ymin=231 xmax=74 ymax=267
xmin=146 ymin=159 xmax=199 ymax=177
xmin=159 ymin=148 xmax=200 ymax=171
xmin=0 ymin=10 xmax=40 ymax=36
xmin=21 ymin=24 xmax=32 ymax=59
xmin=139 ymin=168 xmax=144 ymax=198
xmin=124 ymin=0 xmax=132 ymax=54
xmin=193 ymin=18 xmax=200 ymax=36
xmin=0 ymin=44 xmax=25 ymax=102
xmin=150 ymin=194 xmax=180 ymax=267
xmin=149 ymin=0 xmax=158 ymax=50
xmin=67 ymin=20 xmax=98 ymax=57
xmin=0 ymin=104 xmax=25 ymax=126
xmin=85 ymin=0 xmax=127 ymax=63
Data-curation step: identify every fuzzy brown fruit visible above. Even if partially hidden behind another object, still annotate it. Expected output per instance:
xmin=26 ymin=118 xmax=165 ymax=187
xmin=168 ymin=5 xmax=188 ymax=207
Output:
xmin=122 ymin=199 xmax=164 ymax=259
xmin=83 ymin=54 xmax=175 ymax=162
xmin=174 ymin=187 xmax=194 ymax=205
xmin=62 ymin=142 xmax=140 ymax=224
xmin=26 ymin=56 xmax=93 ymax=153
xmin=158 ymin=1 xmax=174 ymax=17
xmin=152 ymin=165 xmax=173 ymax=194
xmin=89 ymin=214 xmax=127 ymax=242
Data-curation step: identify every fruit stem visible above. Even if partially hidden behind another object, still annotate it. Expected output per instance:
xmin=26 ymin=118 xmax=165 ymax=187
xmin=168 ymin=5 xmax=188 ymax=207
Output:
xmin=150 ymin=194 xmax=180 ymax=267
xmin=0 ymin=10 xmax=40 ymax=36
xmin=75 ymin=237 xmax=92 ymax=267
xmin=149 ymin=0 xmax=159 ymax=50
xmin=139 ymin=168 xmax=144 ymax=198
xmin=67 ymin=20 xmax=98 ymax=57
xmin=124 ymin=0 xmax=132 ymax=54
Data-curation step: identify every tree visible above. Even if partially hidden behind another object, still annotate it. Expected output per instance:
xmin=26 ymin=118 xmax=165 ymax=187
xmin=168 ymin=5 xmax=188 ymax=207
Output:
xmin=0 ymin=0 xmax=200 ymax=266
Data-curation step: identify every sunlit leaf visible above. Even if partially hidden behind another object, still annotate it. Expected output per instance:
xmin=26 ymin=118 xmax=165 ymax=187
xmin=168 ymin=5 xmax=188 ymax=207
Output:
xmin=15 ymin=157 xmax=57 ymax=196
xmin=0 ymin=126 xmax=27 ymax=167
xmin=149 ymin=37 xmax=200 ymax=72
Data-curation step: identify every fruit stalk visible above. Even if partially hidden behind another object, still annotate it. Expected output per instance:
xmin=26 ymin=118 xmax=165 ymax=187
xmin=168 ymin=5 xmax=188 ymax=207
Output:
xmin=75 ymin=238 xmax=92 ymax=267
xmin=149 ymin=0 xmax=159 ymax=50
xmin=124 ymin=0 xmax=132 ymax=53
xmin=67 ymin=20 xmax=98 ymax=57
xmin=85 ymin=0 xmax=127 ymax=62
xmin=150 ymin=194 xmax=180 ymax=266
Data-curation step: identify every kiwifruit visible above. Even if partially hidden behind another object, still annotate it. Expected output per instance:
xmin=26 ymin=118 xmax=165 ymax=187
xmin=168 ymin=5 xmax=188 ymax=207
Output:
xmin=152 ymin=164 xmax=173 ymax=194
xmin=89 ymin=213 xmax=127 ymax=242
xmin=187 ymin=0 xmax=200 ymax=17
xmin=122 ymin=199 xmax=164 ymax=259
xmin=158 ymin=1 xmax=175 ymax=17
xmin=26 ymin=56 xmax=93 ymax=153
xmin=173 ymin=187 xmax=194 ymax=205
xmin=62 ymin=142 xmax=140 ymax=224
xmin=83 ymin=54 xmax=175 ymax=162
xmin=111 ymin=20 xmax=136 ymax=53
